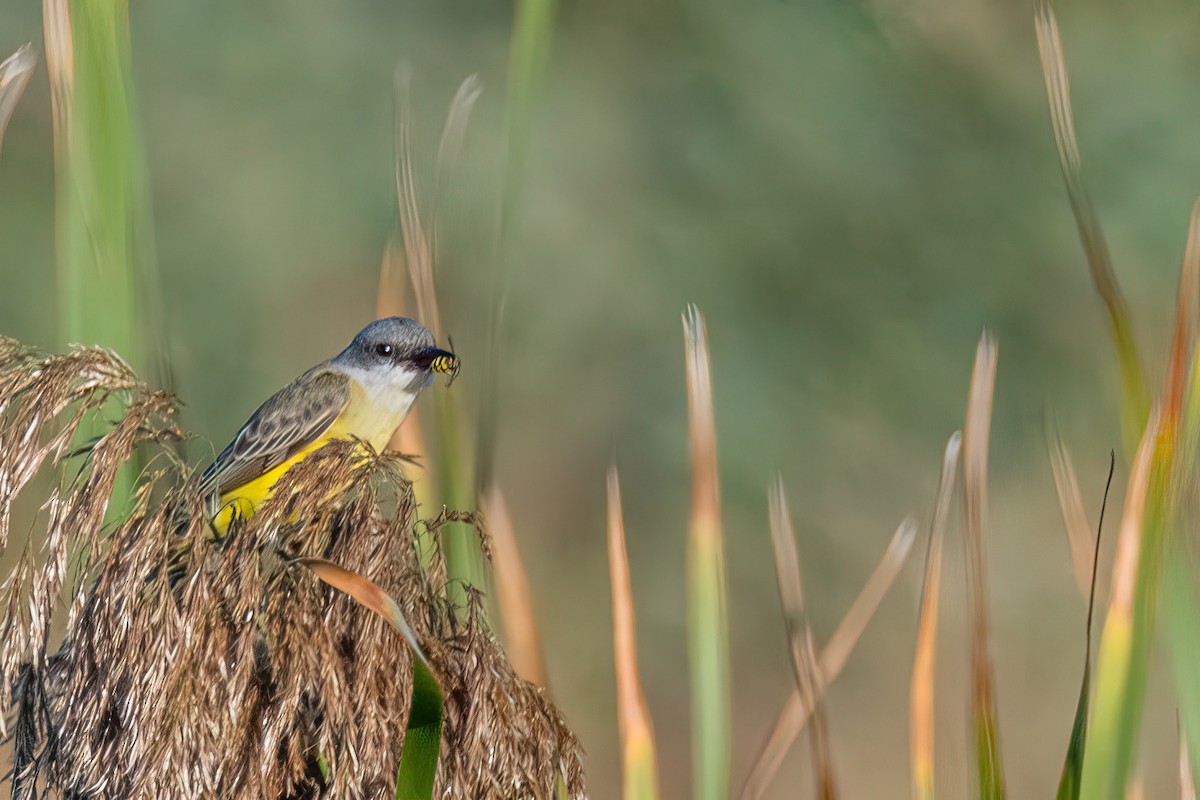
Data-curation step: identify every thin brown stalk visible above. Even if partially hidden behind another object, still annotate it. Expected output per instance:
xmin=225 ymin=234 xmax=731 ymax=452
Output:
xmin=1048 ymin=431 xmax=1095 ymax=597
xmin=485 ymin=483 xmax=548 ymax=687
xmin=768 ymin=477 xmax=836 ymax=799
xmin=607 ymin=466 xmax=662 ymax=799
xmin=910 ymin=431 xmax=963 ymax=800
xmin=740 ymin=517 xmax=916 ymax=799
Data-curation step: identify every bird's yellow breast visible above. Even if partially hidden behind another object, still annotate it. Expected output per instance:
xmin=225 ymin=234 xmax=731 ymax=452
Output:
xmin=212 ymin=381 xmax=407 ymax=535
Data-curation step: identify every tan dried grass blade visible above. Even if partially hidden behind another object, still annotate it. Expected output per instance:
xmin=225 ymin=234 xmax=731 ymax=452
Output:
xmin=1048 ymin=432 xmax=1096 ymax=598
xmin=394 ymin=69 xmax=440 ymax=342
xmin=741 ymin=517 xmax=916 ymax=799
xmin=1035 ymin=0 xmax=1149 ymax=453
xmin=485 ymin=483 xmax=548 ymax=687
xmin=607 ymin=466 xmax=662 ymax=799
xmin=376 ymin=237 xmax=430 ymax=466
xmin=769 ymin=477 xmax=836 ymax=799
xmin=911 ymin=431 xmax=963 ymax=800
xmin=962 ymin=331 xmax=1005 ymax=796
xmin=0 ymin=43 xmax=35 ymax=160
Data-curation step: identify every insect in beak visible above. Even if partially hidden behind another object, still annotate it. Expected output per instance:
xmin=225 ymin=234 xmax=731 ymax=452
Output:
xmin=429 ymin=341 xmax=460 ymax=386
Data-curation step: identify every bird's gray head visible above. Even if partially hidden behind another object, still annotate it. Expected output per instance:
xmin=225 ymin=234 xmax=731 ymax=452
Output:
xmin=331 ymin=317 xmax=459 ymax=392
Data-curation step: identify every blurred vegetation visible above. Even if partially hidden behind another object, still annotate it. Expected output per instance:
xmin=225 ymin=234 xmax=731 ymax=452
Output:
xmin=4 ymin=0 xmax=1200 ymax=796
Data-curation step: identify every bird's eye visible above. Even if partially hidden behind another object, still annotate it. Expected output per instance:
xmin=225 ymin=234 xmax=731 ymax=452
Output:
xmin=375 ymin=343 xmax=394 ymax=357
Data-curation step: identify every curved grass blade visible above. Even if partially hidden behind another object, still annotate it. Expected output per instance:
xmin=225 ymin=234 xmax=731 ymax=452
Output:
xmin=608 ymin=466 xmax=662 ymax=800
xmin=910 ymin=431 xmax=962 ymax=800
xmin=768 ymin=477 xmax=836 ymax=799
xmin=1034 ymin=0 xmax=1149 ymax=455
xmin=683 ymin=305 xmax=730 ymax=800
xmin=962 ymin=332 xmax=1004 ymax=798
xmin=1056 ymin=452 xmax=1114 ymax=800
xmin=0 ymin=43 xmax=35 ymax=162
xmin=740 ymin=517 xmax=915 ymax=799
xmin=296 ymin=558 xmax=443 ymax=800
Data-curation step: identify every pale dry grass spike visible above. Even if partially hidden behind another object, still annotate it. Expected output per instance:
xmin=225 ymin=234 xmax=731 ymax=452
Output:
xmin=911 ymin=431 xmax=962 ymax=800
xmin=740 ymin=517 xmax=916 ymax=799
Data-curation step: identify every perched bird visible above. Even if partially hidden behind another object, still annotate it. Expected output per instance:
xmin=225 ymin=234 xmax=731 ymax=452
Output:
xmin=200 ymin=316 xmax=458 ymax=534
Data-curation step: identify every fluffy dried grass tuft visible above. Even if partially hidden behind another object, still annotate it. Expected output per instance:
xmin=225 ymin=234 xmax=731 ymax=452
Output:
xmin=0 ymin=339 xmax=585 ymax=799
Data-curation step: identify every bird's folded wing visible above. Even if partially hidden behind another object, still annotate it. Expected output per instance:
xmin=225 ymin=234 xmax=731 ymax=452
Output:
xmin=199 ymin=367 xmax=350 ymax=497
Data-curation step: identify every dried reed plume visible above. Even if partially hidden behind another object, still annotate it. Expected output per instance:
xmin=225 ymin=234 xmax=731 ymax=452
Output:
xmin=0 ymin=338 xmax=586 ymax=799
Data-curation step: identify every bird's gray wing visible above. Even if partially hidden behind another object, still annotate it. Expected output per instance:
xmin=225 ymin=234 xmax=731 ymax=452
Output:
xmin=199 ymin=367 xmax=350 ymax=497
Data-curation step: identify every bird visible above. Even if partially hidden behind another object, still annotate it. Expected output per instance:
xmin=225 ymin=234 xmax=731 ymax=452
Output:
xmin=199 ymin=316 xmax=458 ymax=535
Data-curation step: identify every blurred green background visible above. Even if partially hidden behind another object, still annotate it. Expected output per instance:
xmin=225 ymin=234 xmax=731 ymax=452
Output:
xmin=2 ymin=0 xmax=1199 ymax=795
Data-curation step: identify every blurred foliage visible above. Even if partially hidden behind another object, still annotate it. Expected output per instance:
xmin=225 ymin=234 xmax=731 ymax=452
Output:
xmin=3 ymin=0 xmax=1200 ymax=796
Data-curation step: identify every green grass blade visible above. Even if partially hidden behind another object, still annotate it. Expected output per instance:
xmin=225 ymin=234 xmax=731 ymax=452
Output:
xmin=1078 ymin=412 xmax=1158 ymax=800
xmin=1165 ymin=548 xmax=1200 ymax=793
xmin=1057 ymin=671 xmax=1090 ymax=800
xmin=683 ymin=306 xmax=730 ymax=800
xmin=1056 ymin=453 xmax=1114 ymax=800
xmin=48 ymin=0 xmax=159 ymax=374
xmin=475 ymin=0 xmax=558 ymax=496
xmin=44 ymin=0 xmax=165 ymax=519
xmin=396 ymin=658 xmax=445 ymax=800
xmin=503 ymin=0 xmax=556 ymax=223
